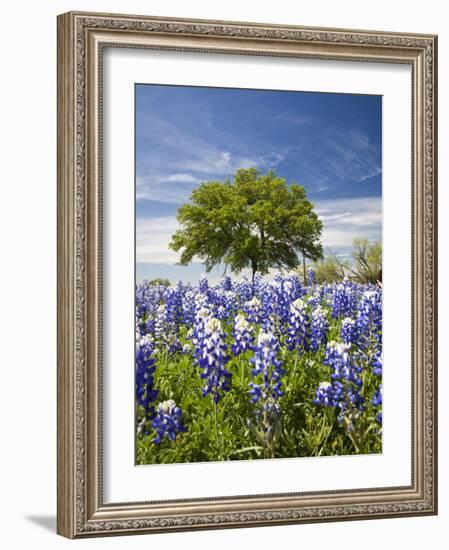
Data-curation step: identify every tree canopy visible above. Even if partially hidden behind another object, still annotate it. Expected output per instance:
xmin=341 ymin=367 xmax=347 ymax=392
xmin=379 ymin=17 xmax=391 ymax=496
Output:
xmin=169 ymin=168 xmax=323 ymax=281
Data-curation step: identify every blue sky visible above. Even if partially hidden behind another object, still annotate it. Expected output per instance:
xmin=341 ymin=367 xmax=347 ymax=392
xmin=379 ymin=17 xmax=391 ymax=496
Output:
xmin=136 ymin=84 xmax=382 ymax=283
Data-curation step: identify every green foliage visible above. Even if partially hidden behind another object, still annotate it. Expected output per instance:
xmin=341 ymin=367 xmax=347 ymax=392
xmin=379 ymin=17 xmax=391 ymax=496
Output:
xmin=312 ymin=238 xmax=382 ymax=284
xmin=350 ymin=238 xmax=382 ymax=284
xmin=148 ymin=278 xmax=171 ymax=287
xmin=311 ymin=254 xmax=346 ymax=284
xmin=169 ymin=168 xmax=323 ymax=280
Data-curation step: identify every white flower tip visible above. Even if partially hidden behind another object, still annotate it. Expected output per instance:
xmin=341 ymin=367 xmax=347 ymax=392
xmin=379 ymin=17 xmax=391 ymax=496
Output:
xmin=158 ymin=399 xmax=176 ymax=413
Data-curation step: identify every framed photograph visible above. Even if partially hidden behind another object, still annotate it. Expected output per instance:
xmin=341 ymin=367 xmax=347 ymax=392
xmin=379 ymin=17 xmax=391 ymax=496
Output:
xmin=57 ymin=11 xmax=438 ymax=538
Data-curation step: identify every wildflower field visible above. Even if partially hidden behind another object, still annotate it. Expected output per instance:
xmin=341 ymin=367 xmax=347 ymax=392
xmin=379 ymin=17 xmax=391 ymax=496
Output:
xmin=136 ymin=272 xmax=382 ymax=465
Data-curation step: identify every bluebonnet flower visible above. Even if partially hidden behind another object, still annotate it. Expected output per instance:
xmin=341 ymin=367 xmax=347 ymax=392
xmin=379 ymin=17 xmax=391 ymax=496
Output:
xmin=249 ymin=331 xmax=284 ymax=403
xmin=181 ymin=289 xmax=197 ymax=326
xmin=154 ymin=303 xmax=181 ymax=354
xmin=164 ymin=282 xmax=184 ymax=326
xmin=357 ymin=288 xmax=382 ymax=345
xmin=372 ymin=352 xmax=382 ymax=376
xmin=192 ymin=305 xmax=211 ymax=364
xmin=257 ymin=284 xmax=275 ymax=327
xmin=313 ymin=381 xmax=336 ymax=407
xmin=252 ymin=273 xmax=268 ymax=297
xmin=220 ymin=275 xmax=233 ymax=292
xmin=372 ymin=385 xmax=382 ymax=406
xmin=152 ymin=399 xmax=186 ymax=444
xmin=286 ymin=298 xmax=309 ymax=352
xmin=307 ymin=268 xmax=316 ymax=286
xmin=213 ymin=289 xmax=238 ymax=321
xmin=248 ymin=330 xmax=284 ymax=457
xmin=154 ymin=304 xmax=167 ymax=342
xmin=135 ymin=281 xmax=164 ymax=336
xmin=314 ymin=341 xmax=364 ymax=429
xmin=135 ymin=281 xmax=153 ymax=320
xmin=353 ymin=288 xmax=383 ymax=379
xmin=193 ymin=290 xmax=208 ymax=312
xmin=198 ymin=317 xmax=231 ymax=403
xmin=261 ymin=312 xmax=282 ymax=336
xmin=199 ymin=274 xmax=209 ymax=294
xmin=136 ymin=334 xmax=159 ymax=431
xmin=233 ymin=278 xmax=253 ymax=303
xmin=284 ymin=273 xmax=305 ymax=299
xmin=310 ymin=305 xmax=329 ymax=351
xmin=231 ymin=313 xmax=254 ymax=355
xmin=326 ymin=341 xmax=361 ymax=388
xmin=266 ymin=279 xmax=285 ymax=323
xmin=244 ymin=295 xmax=262 ymax=324
xmin=307 ymin=290 xmax=321 ymax=309
xmin=182 ymin=343 xmax=192 ymax=355
xmin=340 ymin=317 xmax=358 ymax=344
xmin=269 ymin=274 xmax=304 ymax=325
xmin=331 ymin=279 xmax=357 ymax=319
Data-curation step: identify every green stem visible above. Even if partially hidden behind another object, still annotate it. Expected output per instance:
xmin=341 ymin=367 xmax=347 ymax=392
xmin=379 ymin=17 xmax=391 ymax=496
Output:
xmin=214 ymin=400 xmax=220 ymax=460
xmin=292 ymin=354 xmax=299 ymax=381
xmin=317 ymin=409 xmax=335 ymax=456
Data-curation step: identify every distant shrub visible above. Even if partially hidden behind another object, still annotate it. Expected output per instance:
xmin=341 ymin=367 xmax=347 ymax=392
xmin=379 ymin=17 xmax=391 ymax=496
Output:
xmin=148 ymin=278 xmax=171 ymax=287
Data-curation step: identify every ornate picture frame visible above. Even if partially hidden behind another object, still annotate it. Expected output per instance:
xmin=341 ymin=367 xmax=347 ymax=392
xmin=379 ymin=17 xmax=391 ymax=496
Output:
xmin=57 ymin=11 xmax=437 ymax=538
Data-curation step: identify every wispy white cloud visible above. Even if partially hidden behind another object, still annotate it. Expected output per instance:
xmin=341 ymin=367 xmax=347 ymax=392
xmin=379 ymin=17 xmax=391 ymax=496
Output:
xmin=135 ymin=92 xmax=297 ymax=204
xmin=314 ymin=196 xmax=382 ymax=251
xmin=285 ymin=127 xmax=381 ymax=193
xmin=273 ymin=112 xmax=312 ymax=126
xmin=136 ymin=86 xmax=381 ymax=204
xmin=320 ymin=129 xmax=381 ymax=183
xmin=178 ymin=149 xmax=259 ymax=175
xmin=136 ymin=175 xmax=200 ymax=203
xmin=136 ymin=217 xmax=181 ymax=264
xmin=165 ymin=173 xmax=201 ymax=183
xmin=137 ymin=144 xmax=288 ymax=204
xmin=137 ymin=109 xmax=263 ymax=176
xmin=260 ymin=151 xmax=288 ymax=167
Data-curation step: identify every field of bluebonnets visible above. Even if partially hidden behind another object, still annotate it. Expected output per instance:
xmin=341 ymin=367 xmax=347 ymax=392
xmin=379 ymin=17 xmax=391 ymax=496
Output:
xmin=135 ymin=270 xmax=382 ymax=464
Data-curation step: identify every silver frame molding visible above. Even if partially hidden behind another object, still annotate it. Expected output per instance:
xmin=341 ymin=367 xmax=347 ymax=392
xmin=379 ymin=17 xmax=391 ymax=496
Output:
xmin=57 ymin=11 xmax=438 ymax=538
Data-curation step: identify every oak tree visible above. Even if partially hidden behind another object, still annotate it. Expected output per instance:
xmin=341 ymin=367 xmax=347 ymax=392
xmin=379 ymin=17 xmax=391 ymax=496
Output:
xmin=169 ymin=168 xmax=323 ymax=282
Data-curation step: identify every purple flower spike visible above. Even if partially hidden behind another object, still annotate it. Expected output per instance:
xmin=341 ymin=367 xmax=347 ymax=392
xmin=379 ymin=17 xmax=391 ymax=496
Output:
xmin=152 ymin=399 xmax=186 ymax=444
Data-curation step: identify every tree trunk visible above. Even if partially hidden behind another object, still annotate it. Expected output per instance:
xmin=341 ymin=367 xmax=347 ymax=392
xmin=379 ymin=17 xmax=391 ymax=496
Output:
xmin=251 ymin=260 xmax=257 ymax=284
xmin=302 ymin=253 xmax=307 ymax=286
